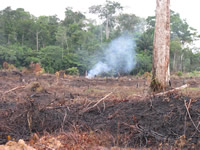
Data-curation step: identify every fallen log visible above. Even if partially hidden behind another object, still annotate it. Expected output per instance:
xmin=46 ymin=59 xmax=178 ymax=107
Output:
xmin=128 ymin=84 xmax=189 ymax=100
xmin=154 ymin=84 xmax=188 ymax=96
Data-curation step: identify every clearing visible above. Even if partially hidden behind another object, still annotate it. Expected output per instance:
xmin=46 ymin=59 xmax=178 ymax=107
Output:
xmin=0 ymin=71 xmax=199 ymax=149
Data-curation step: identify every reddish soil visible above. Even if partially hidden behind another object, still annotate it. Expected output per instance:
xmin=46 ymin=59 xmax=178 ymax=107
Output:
xmin=0 ymin=71 xmax=199 ymax=149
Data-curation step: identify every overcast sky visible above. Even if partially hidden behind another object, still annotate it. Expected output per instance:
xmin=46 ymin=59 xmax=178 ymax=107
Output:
xmin=1 ymin=0 xmax=200 ymax=38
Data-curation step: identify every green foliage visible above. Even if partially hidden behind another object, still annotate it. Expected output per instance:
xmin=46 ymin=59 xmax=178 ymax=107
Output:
xmin=0 ymin=45 xmax=40 ymax=68
xmin=40 ymin=46 xmax=63 ymax=73
xmin=63 ymin=7 xmax=86 ymax=26
xmin=137 ymin=10 xmax=199 ymax=74
xmin=89 ymin=0 xmax=123 ymax=19
xmin=39 ymin=46 xmax=83 ymax=73
xmin=89 ymin=0 xmax=123 ymax=40
xmin=0 ymin=5 xmax=199 ymax=76
xmin=187 ymin=71 xmax=200 ymax=77
xmin=170 ymin=10 xmax=197 ymax=43
xmin=176 ymin=71 xmax=183 ymax=76
xmin=116 ymin=13 xmax=143 ymax=33
xmin=132 ymin=52 xmax=152 ymax=75
xmin=56 ymin=26 xmax=68 ymax=49
xmin=136 ymin=29 xmax=154 ymax=53
xmin=66 ymin=67 xmax=80 ymax=75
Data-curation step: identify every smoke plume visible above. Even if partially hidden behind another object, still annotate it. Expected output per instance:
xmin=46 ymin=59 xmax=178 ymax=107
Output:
xmin=87 ymin=34 xmax=136 ymax=78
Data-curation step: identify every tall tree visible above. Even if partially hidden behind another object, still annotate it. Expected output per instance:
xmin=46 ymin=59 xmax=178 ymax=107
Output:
xmin=89 ymin=0 xmax=123 ymax=40
xmin=56 ymin=26 xmax=68 ymax=59
xmin=62 ymin=8 xmax=87 ymax=51
xmin=0 ymin=7 xmax=17 ymax=44
xmin=170 ymin=40 xmax=181 ymax=72
xmin=116 ymin=13 xmax=142 ymax=33
xmin=140 ymin=11 xmax=197 ymax=73
xmin=151 ymin=0 xmax=170 ymax=91
xmin=14 ymin=8 xmax=32 ymax=46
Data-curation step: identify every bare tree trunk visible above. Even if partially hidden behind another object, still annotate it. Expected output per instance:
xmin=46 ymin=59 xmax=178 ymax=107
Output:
xmin=66 ymin=35 xmax=69 ymax=53
xmin=180 ymin=53 xmax=184 ymax=72
xmin=21 ymin=33 xmax=24 ymax=46
xmin=173 ymin=52 xmax=176 ymax=72
xmin=151 ymin=0 xmax=170 ymax=91
xmin=36 ymin=31 xmax=39 ymax=51
xmin=189 ymin=56 xmax=193 ymax=72
xmin=105 ymin=19 xmax=109 ymax=40
xmin=101 ymin=24 xmax=103 ymax=44
xmin=62 ymin=42 xmax=64 ymax=60
xmin=7 ymin=34 xmax=10 ymax=45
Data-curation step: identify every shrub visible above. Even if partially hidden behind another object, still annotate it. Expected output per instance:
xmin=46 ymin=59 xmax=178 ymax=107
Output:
xmin=177 ymin=71 xmax=183 ymax=77
xmin=66 ymin=67 xmax=79 ymax=75
xmin=143 ymin=72 xmax=152 ymax=78
xmin=191 ymin=71 xmax=200 ymax=77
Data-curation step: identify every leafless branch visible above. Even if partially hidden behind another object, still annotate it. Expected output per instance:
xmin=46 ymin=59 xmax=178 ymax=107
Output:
xmin=3 ymin=85 xmax=26 ymax=94
xmin=184 ymin=99 xmax=200 ymax=133
xmin=80 ymin=92 xmax=113 ymax=114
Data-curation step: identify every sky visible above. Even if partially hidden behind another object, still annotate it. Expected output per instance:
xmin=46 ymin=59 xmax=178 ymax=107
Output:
xmin=1 ymin=0 xmax=200 ymax=46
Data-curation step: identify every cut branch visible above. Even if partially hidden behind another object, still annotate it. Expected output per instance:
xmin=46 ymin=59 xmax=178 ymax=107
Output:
xmin=184 ymin=99 xmax=200 ymax=133
xmin=122 ymin=122 xmax=174 ymax=142
xmin=80 ymin=92 xmax=113 ymax=114
xmin=3 ymin=85 xmax=26 ymax=94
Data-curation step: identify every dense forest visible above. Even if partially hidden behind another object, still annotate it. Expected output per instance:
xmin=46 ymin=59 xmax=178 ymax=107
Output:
xmin=0 ymin=1 xmax=200 ymax=75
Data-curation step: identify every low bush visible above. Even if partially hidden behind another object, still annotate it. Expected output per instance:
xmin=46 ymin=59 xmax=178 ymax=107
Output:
xmin=66 ymin=67 xmax=79 ymax=75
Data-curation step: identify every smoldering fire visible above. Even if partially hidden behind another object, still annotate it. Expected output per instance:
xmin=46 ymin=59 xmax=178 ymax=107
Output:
xmin=87 ymin=34 xmax=136 ymax=78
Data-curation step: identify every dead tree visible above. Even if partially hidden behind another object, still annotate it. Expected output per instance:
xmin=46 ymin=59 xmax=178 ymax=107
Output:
xmin=151 ymin=0 xmax=170 ymax=91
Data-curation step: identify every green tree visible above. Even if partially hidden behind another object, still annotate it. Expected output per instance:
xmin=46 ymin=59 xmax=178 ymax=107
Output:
xmin=116 ymin=13 xmax=142 ymax=33
xmin=62 ymin=8 xmax=87 ymax=52
xmin=138 ymin=10 xmax=198 ymax=75
xmin=136 ymin=28 xmax=154 ymax=53
xmin=89 ymin=0 xmax=123 ymax=40
xmin=32 ymin=16 xmax=51 ymax=51
xmin=14 ymin=8 xmax=32 ymax=46
xmin=170 ymin=40 xmax=181 ymax=72
xmin=170 ymin=10 xmax=197 ymax=44
xmin=63 ymin=7 xmax=86 ymax=26
xmin=47 ymin=15 xmax=60 ymax=45
xmin=56 ymin=25 xmax=68 ymax=59
xmin=0 ymin=46 xmax=17 ymax=65
xmin=133 ymin=51 xmax=152 ymax=75
xmin=0 ymin=7 xmax=17 ymax=44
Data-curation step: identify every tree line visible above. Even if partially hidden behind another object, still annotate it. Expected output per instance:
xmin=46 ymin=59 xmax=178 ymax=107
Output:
xmin=0 ymin=1 xmax=199 ymax=75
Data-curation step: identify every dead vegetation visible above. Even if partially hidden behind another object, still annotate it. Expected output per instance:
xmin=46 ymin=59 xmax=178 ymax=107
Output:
xmin=0 ymin=70 xmax=199 ymax=149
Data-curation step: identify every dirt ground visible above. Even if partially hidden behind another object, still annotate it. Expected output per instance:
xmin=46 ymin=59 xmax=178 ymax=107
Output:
xmin=0 ymin=70 xmax=199 ymax=149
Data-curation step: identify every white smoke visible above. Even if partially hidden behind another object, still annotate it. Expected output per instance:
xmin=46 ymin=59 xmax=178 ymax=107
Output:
xmin=87 ymin=34 xmax=136 ymax=78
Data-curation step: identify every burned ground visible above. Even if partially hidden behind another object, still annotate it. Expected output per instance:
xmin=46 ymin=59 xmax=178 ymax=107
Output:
xmin=0 ymin=71 xmax=199 ymax=149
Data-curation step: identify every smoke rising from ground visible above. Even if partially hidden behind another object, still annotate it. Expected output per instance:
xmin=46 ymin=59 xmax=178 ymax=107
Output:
xmin=87 ymin=34 xmax=136 ymax=78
